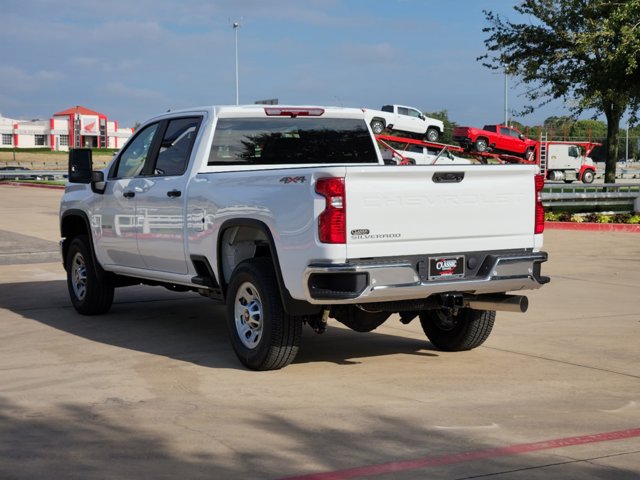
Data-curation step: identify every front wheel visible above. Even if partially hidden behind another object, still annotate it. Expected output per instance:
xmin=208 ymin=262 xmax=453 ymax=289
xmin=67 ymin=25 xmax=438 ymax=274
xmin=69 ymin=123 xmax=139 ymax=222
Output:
xmin=226 ymin=258 xmax=302 ymax=370
xmin=425 ymin=128 xmax=440 ymax=143
xmin=581 ymin=170 xmax=595 ymax=184
xmin=419 ymin=308 xmax=495 ymax=351
xmin=524 ymin=147 xmax=536 ymax=161
xmin=66 ymin=235 xmax=114 ymax=315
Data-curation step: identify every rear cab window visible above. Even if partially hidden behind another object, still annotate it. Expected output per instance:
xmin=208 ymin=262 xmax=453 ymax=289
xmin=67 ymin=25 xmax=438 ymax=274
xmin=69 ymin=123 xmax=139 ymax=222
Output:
xmin=208 ymin=116 xmax=378 ymax=166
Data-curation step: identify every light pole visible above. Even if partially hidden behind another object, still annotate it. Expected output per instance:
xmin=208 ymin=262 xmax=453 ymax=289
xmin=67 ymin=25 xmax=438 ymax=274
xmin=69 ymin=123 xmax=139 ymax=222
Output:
xmin=504 ymin=69 xmax=509 ymax=126
xmin=233 ymin=21 xmax=240 ymax=105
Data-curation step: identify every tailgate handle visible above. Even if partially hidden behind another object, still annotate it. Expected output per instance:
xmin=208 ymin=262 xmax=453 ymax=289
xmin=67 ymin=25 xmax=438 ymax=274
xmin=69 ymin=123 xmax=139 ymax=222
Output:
xmin=432 ymin=172 xmax=464 ymax=183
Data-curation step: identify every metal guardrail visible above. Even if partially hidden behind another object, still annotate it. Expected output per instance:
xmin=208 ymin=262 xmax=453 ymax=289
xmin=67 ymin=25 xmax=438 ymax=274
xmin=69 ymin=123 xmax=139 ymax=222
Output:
xmin=0 ymin=169 xmax=67 ymax=181
xmin=542 ymin=183 xmax=640 ymax=212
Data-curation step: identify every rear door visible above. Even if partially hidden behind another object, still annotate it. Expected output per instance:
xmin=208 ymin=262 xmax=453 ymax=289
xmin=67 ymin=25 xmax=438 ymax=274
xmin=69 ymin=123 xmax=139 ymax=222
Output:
xmin=344 ymin=165 xmax=537 ymax=259
xmin=134 ymin=116 xmax=202 ymax=274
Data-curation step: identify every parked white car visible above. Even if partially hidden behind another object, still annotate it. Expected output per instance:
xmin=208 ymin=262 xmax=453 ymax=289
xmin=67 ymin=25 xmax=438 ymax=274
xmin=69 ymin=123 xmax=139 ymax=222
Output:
xmin=364 ymin=104 xmax=444 ymax=142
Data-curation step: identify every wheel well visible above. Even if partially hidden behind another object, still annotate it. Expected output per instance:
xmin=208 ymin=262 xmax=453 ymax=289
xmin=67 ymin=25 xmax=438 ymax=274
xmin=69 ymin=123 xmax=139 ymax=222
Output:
xmin=60 ymin=213 xmax=90 ymax=267
xmin=217 ymin=222 xmax=322 ymax=317
xmin=219 ymin=225 xmax=272 ymax=287
xmin=370 ymin=117 xmax=385 ymax=126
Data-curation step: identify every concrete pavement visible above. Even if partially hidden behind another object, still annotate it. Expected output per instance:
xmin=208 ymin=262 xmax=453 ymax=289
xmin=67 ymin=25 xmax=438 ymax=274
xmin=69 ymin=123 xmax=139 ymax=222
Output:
xmin=0 ymin=184 xmax=638 ymax=479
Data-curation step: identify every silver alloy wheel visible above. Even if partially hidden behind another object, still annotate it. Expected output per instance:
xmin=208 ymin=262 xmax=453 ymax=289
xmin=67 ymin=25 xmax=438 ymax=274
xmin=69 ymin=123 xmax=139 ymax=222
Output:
xmin=234 ymin=281 xmax=263 ymax=349
xmin=371 ymin=120 xmax=384 ymax=135
xmin=71 ymin=252 xmax=87 ymax=300
xmin=426 ymin=129 xmax=439 ymax=142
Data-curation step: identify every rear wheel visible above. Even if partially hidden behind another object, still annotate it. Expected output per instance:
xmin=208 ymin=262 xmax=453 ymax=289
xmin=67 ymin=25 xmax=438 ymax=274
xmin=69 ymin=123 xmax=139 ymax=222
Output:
xmin=419 ymin=308 xmax=495 ymax=351
xmin=370 ymin=119 xmax=385 ymax=135
xmin=66 ymin=235 xmax=114 ymax=315
xmin=226 ymin=258 xmax=302 ymax=370
xmin=475 ymin=138 xmax=489 ymax=152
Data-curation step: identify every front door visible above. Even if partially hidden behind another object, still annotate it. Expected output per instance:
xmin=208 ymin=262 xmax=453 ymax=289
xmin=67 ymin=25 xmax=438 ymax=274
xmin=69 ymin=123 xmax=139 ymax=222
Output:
xmin=92 ymin=122 xmax=160 ymax=269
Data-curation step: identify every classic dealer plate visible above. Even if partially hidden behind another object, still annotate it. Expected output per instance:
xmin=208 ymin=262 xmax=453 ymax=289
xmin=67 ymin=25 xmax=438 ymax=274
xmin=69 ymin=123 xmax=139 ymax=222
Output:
xmin=428 ymin=255 xmax=465 ymax=280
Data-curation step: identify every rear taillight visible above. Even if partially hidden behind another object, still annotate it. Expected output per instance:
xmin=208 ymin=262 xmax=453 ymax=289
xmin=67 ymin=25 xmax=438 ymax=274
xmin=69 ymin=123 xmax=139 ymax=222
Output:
xmin=534 ymin=174 xmax=545 ymax=234
xmin=316 ymin=177 xmax=346 ymax=244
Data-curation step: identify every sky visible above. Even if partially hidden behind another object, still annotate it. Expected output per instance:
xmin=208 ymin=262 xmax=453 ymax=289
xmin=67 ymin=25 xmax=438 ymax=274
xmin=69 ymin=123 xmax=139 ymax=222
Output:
xmin=1 ymin=0 xmax=577 ymax=128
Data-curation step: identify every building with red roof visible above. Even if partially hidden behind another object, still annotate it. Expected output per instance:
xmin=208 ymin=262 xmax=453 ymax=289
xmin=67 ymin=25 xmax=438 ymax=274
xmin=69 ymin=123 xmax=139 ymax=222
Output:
xmin=0 ymin=106 xmax=132 ymax=151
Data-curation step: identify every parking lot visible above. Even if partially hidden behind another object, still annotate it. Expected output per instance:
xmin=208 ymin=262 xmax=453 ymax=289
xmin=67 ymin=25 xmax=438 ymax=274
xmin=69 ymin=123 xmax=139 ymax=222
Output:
xmin=0 ymin=184 xmax=638 ymax=479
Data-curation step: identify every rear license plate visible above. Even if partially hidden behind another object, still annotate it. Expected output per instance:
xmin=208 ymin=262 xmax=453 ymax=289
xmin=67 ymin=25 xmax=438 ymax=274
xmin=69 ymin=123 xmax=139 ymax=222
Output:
xmin=428 ymin=255 xmax=465 ymax=280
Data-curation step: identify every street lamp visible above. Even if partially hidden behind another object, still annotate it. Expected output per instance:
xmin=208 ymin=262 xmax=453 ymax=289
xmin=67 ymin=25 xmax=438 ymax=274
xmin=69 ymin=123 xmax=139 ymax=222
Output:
xmin=233 ymin=21 xmax=240 ymax=105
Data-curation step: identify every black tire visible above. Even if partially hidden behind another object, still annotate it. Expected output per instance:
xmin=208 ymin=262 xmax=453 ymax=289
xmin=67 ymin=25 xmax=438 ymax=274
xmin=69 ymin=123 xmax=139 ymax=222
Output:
xmin=524 ymin=147 xmax=535 ymax=161
xmin=581 ymin=170 xmax=595 ymax=184
xmin=66 ymin=235 xmax=114 ymax=315
xmin=419 ymin=308 xmax=495 ymax=351
xmin=425 ymin=128 xmax=440 ymax=143
xmin=226 ymin=258 xmax=302 ymax=370
xmin=475 ymin=138 xmax=489 ymax=152
xmin=370 ymin=119 xmax=385 ymax=135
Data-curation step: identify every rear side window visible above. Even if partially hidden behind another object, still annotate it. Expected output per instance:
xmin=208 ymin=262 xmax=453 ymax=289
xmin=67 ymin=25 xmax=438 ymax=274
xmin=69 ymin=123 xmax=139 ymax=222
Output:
xmin=208 ymin=118 xmax=378 ymax=165
xmin=154 ymin=117 xmax=201 ymax=176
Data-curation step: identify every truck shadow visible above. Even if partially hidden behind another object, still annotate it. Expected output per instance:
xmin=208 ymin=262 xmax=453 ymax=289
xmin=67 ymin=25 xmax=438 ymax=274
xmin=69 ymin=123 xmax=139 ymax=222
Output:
xmin=0 ymin=280 xmax=438 ymax=369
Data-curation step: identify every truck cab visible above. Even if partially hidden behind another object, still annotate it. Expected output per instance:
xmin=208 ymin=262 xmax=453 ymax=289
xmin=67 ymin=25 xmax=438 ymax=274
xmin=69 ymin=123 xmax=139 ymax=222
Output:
xmin=546 ymin=142 xmax=597 ymax=184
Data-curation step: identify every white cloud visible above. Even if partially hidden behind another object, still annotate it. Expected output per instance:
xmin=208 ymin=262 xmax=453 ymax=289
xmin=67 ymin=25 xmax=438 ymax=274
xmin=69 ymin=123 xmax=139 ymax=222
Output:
xmin=0 ymin=66 xmax=65 ymax=92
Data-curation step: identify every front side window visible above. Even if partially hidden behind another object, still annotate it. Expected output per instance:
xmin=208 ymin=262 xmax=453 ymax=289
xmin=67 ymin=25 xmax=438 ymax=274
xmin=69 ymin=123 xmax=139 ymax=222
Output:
xmin=154 ymin=117 xmax=201 ymax=176
xmin=208 ymin=117 xmax=378 ymax=166
xmin=407 ymin=108 xmax=422 ymax=118
xmin=114 ymin=123 xmax=158 ymax=178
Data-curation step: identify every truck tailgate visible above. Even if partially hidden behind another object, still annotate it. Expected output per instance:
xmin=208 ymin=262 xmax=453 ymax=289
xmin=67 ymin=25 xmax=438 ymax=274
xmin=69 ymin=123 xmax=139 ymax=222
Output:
xmin=345 ymin=165 xmax=537 ymax=258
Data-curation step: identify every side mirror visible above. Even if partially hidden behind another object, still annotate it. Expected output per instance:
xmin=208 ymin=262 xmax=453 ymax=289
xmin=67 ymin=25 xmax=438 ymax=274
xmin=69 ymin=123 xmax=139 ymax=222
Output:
xmin=68 ymin=148 xmax=93 ymax=183
xmin=519 ymin=134 xmax=525 ymax=140
xmin=91 ymin=170 xmax=106 ymax=194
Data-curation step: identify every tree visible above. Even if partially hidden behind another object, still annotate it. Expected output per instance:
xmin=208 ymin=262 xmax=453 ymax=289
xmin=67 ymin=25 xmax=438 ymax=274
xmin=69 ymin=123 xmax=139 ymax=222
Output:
xmin=480 ymin=0 xmax=640 ymax=182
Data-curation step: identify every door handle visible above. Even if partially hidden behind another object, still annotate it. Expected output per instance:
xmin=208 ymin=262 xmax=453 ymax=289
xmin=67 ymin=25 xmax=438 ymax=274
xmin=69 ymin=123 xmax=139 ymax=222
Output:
xmin=167 ymin=190 xmax=182 ymax=198
xmin=123 ymin=191 xmax=135 ymax=198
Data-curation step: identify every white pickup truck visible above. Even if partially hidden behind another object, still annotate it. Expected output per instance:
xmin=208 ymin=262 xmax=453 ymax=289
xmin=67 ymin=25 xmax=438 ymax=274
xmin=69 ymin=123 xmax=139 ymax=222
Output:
xmin=364 ymin=104 xmax=445 ymax=142
xmin=60 ymin=105 xmax=549 ymax=370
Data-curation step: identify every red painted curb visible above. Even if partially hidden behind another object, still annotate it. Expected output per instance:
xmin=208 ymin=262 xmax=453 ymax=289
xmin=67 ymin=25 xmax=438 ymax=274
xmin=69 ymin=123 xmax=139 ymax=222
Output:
xmin=280 ymin=427 xmax=640 ymax=480
xmin=0 ymin=182 xmax=65 ymax=190
xmin=546 ymin=221 xmax=640 ymax=233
